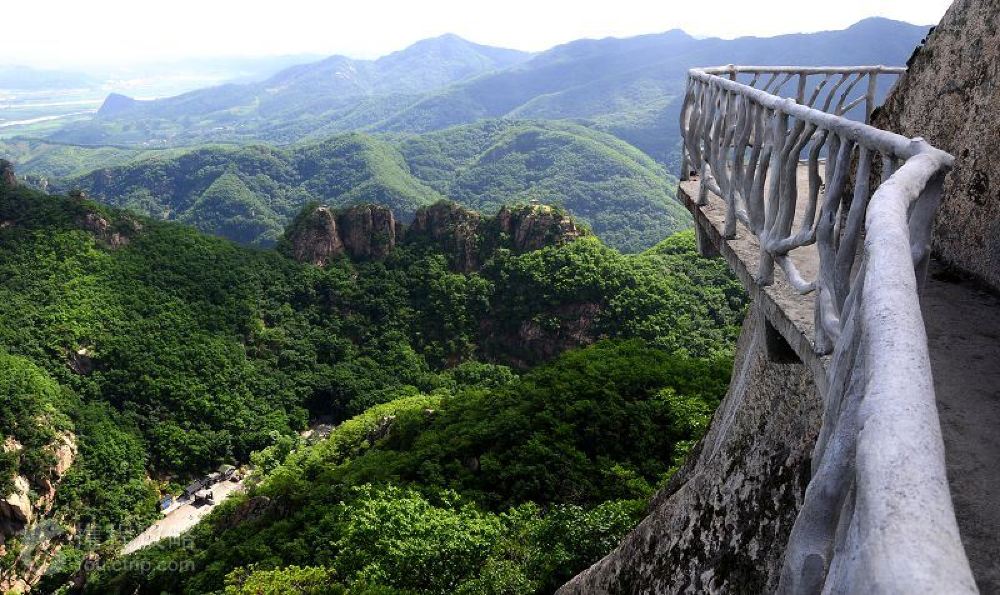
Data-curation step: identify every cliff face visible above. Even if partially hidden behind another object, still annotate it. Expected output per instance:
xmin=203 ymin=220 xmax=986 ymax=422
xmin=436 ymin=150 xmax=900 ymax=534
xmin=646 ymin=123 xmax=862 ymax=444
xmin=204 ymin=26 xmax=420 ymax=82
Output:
xmin=406 ymin=201 xmax=484 ymax=272
xmin=0 ymin=432 xmax=78 ymax=593
xmin=489 ymin=203 xmax=585 ymax=253
xmin=560 ymin=305 xmax=821 ymax=593
xmin=281 ymin=204 xmax=396 ymax=264
xmin=872 ymin=0 xmax=1000 ymax=292
xmin=337 ymin=204 xmax=397 ymax=261
xmin=284 ymin=201 xmax=587 ymax=270
xmin=1 ymin=160 xmax=16 ymax=189
xmin=284 ymin=206 xmax=345 ymax=266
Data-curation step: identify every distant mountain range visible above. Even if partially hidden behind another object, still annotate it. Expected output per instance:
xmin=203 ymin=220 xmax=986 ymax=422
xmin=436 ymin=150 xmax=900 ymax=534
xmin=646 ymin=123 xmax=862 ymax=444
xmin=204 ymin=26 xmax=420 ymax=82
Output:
xmin=2 ymin=18 xmax=930 ymax=253
xmin=47 ymin=18 xmax=930 ymax=167
xmin=0 ymin=66 xmax=98 ymax=91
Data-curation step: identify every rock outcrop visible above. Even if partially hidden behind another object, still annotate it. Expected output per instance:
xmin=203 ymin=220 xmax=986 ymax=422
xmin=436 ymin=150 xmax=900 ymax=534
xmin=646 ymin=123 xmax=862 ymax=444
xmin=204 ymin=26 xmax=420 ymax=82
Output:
xmin=560 ymin=305 xmax=821 ymax=593
xmin=490 ymin=204 xmax=585 ymax=253
xmin=0 ymin=159 xmax=16 ymax=189
xmin=1 ymin=432 xmax=78 ymax=593
xmin=337 ymin=204 xmax=397 ymax=261
xmin=77 ymin=211 xmax=142 ymax=249
xmin=0 ymin=433 xmax=77 ymax=540
xmin=0 ymin=476 xmax=33 ymax=540
xmin=284 ymin=201 xmax=588 ymax=270
xmin=872 ymin=0 xmax=1000 ymax=292
xmin=281 ymin=204 xmax=397 ymax=265
xmin=282 ymin=205 xmax=345 ymax=266
xmin=406 ymin=202 xmax=484 ymax=272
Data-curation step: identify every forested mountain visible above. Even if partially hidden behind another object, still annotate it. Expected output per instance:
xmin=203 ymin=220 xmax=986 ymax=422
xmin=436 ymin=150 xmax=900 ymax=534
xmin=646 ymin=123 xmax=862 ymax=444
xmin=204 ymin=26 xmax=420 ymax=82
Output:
xmin=0 ymin=138 xmax=176 ymax=182
xmin=59 ymin=134 xmax=443 ymax=245
xmin=54 ymin=120 xmax=685 ymax=251
xmin=0 ymin=176 xmax=746 ymax=592
xmin=378 ymin=17 xmax=927 ymax=165
xmin=45 ymin=18 xmax=928 ymax=167
xmin=397 ymin=120 xmax=681 ymax=251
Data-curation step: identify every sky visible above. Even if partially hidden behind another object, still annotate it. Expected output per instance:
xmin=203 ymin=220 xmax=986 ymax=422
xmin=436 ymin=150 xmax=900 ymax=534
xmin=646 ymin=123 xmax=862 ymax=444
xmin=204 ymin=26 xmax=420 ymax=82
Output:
xmin=2 ymin=0 xmax=955 ymax=69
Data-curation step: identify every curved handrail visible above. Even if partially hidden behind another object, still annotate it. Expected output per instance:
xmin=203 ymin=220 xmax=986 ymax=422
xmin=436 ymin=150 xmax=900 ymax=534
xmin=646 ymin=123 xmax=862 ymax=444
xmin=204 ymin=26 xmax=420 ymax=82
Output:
xmin=679 ymin=66 xmax=976 ymax=593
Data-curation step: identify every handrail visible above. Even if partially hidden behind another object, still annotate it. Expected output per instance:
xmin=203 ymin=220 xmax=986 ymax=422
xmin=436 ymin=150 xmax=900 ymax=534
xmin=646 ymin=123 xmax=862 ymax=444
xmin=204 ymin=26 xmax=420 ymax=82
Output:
xmin=679 ymin=66 xmax=977 ymax=593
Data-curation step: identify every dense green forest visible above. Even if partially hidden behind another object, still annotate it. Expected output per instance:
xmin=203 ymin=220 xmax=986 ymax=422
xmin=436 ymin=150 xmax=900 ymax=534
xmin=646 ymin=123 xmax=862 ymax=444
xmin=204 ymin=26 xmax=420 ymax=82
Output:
xmin=0 ymin=180 xmax=745 ymax=593
xmin=85 ymin=341 xmax=730 ymax=594
xmin=9 ymin=120 xmax=684 ymax=252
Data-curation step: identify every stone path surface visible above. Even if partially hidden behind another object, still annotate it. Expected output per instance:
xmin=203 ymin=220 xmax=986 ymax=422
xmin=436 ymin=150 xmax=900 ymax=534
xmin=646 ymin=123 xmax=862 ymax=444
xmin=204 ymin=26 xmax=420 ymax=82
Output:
xmin=121 ymin=478 xmax=244 ymax=556
xmin=681 ymin=170 xmax=1000 ymax=593
xmin=922 ymin=264 xmax=1000 ymax=594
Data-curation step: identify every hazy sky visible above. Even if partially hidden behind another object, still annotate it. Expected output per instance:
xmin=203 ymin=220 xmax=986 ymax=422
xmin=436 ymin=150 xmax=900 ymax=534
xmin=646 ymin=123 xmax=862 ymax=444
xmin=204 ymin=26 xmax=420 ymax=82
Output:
xmin=4 ymin=0 xmax=954 ymax=68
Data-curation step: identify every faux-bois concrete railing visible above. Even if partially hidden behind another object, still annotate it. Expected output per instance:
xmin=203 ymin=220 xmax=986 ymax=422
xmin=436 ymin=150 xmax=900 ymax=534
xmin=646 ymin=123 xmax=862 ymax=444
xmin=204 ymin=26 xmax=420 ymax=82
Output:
xmin=679 ymin=66 xmax=978 ymax=593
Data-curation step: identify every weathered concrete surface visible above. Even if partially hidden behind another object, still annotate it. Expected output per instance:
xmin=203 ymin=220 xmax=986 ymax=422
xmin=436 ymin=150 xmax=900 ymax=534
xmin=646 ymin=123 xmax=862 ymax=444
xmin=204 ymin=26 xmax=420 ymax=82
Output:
xmin=559 ymin=303 xmax=821 ymax=593
xmin=923 ymin=261 xmax=1000 ymax=594
xmin=872 ymin=0 xmax=1000 ymax=293
xmin=676 ymin=175 xmax=830 ymax=392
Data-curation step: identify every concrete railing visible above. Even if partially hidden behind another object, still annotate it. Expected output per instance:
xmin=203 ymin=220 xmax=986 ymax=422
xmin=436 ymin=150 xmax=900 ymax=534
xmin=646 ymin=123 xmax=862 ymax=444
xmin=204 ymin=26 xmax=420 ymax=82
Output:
xmin=679 ymin=66 xmax=977 ymax=593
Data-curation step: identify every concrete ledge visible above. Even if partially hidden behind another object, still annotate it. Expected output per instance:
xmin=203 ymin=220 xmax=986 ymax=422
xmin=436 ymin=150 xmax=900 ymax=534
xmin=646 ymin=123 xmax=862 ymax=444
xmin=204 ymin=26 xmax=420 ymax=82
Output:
xmin=678 ymin=179 xmax=830 ymax=394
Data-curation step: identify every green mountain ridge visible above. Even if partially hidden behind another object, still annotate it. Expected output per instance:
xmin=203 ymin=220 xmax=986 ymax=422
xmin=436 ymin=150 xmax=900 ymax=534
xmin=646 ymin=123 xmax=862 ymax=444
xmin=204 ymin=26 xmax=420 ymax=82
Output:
xmin=36 ymin=120 xmax=684 ymax=251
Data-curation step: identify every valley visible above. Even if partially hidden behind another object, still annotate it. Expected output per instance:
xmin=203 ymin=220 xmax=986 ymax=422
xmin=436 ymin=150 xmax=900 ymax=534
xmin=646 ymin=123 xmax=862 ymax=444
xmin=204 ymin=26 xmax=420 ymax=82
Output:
xmin=0 ymin=12 xmax=946 ymax=594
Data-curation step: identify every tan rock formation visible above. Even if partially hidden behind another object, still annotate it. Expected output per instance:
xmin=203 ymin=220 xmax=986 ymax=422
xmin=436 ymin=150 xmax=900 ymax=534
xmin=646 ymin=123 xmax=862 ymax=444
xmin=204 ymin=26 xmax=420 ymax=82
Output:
xmin=0 ymin=476 xmax=34 ymax=540
xmin=872 ymin=0 xmax=1000 ymax=291
xmin=77 ymin=211 xmax=140 ymax=249
xmin=285 ymin=205 xmax=345 ymax=266
xmin=492 ymin=204 xmax=585 ymax=253
xmin=337 ymin=204 xmax=396 ymax=261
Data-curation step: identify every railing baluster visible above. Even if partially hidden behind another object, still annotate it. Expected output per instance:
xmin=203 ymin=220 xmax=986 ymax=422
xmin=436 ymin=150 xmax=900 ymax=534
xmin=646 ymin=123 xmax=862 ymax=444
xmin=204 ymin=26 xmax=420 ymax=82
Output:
xmin=834 ymin=146 xmax=872 ymax=311
xmin=865 ymin=71 xmax=879 ymax=124
xmin=759 ymin=106 xmax=789 ymax=285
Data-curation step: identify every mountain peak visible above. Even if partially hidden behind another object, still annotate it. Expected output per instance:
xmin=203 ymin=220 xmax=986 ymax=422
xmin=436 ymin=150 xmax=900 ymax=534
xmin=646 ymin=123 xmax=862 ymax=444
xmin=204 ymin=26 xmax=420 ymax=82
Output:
xmin=96 ymin=92 xmax=137 ymax=117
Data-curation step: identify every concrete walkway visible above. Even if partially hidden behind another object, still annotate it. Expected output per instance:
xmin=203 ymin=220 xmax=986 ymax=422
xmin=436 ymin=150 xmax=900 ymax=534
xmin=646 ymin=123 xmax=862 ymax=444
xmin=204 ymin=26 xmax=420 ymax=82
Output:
xmin=680 ymin=172 xmax=1000 ymax=592
xmin=121 ymin=478 xmax=244 ymax=555
xmin=923 ymin=263 xmax=1000 ymax=594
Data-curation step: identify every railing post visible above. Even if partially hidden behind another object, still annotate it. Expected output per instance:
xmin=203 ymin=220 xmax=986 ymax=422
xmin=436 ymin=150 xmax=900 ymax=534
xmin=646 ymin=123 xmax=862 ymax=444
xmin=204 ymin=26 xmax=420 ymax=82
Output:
xmin=865 ymin=71 xmax=879 ymax=124
xmin=679 ymin=79 xmax=693 ymax=181
xmin=909 ymin=166 xmax=945 ymax=295
xmin=758 ymin=104 xmax=788 ymax=285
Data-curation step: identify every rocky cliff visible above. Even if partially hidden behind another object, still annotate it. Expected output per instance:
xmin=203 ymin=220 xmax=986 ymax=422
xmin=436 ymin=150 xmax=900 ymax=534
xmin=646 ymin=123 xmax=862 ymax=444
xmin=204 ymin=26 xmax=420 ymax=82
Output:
xmin=336 ymin=204 xmax=397 ymax=261
xmin=283 ymin=201 xmax=587 ymax=270
xmin=488 ymin=203 xmax=586 ymax=254
xmin=281 ymin=205 xmax=345 ymax=266
xmin=406 ymin=201 xmax=484 ymax=272
xmin=280 ymin=203 xmax=396 ymax=264
xmin=559 ymin=305 xmax=821 ymax=592
xmin=0 ymin=432 xmax=78 ymax=593
xmin=872 ymin=0 xmax=1000 ymax=292
xmin=1 ymin=159 xmax=17 ymax=189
